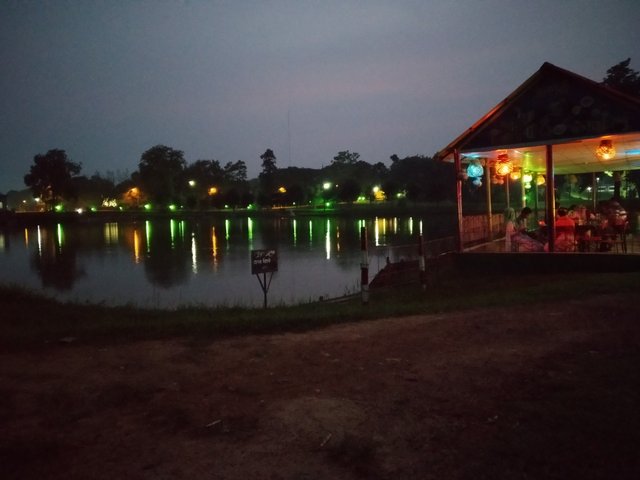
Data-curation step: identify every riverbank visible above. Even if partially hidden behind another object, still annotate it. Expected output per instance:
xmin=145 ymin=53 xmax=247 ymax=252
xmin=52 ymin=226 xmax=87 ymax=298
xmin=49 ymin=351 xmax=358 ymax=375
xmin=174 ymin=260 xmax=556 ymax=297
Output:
xmin=3 ymin=269 xmax=640 ymax=346
xmin=1 ymin=201 xmax=460 ymax=227
xmin=1 ymin=275 xmax=639 ymax=479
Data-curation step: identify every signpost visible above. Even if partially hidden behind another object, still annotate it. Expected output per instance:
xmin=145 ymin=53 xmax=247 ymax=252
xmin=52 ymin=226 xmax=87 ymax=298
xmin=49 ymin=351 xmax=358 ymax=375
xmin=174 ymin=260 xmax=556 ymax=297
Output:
xmin=251 ymin=249 xmax=278 ymax=308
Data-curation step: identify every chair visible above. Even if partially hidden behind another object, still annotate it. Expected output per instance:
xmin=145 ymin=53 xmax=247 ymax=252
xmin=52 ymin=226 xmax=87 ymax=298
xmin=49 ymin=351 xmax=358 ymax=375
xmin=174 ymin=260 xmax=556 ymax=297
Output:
xmin=612 ymin=222 xmax=630 ymax=253
xmin=583 ymin=222 xmax=628 ymax=253
xmin=554 ymin=225 xmax=577 ymax=252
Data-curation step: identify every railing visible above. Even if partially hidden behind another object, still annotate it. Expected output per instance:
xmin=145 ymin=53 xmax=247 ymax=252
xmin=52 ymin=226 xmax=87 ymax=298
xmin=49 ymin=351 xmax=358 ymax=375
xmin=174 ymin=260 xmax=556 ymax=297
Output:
xmin=369 ymin=236 xmax=457 ymax=281
xmin=461 ymin=213 xmax=505 ymax=248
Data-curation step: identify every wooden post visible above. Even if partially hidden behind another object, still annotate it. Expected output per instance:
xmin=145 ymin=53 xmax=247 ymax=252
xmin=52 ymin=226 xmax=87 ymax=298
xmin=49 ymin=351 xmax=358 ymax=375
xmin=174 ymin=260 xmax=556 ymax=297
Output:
xmin=454 ymin=149 xmax=464 ymax=252
xmin=360 ymin=226 xmax=369 ymax=304
xmin=418 ymin=234 xmax=426 ymax=291
xmin=485 ymin=159 xmax=493 ymax=242
xmin=505 ymin=175 xmax=510 ymax=209
xmin=546 ymin=144 xmax=556 ymax=252
xmin=592 ymin=172 xmax=598 ymax=213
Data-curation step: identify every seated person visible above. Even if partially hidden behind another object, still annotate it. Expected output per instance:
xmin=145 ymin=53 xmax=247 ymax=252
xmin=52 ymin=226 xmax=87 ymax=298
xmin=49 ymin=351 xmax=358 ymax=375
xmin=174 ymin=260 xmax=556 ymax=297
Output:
xmin=504 ymin=208 xmax=517 ymax=251
xmin=553 ymin=207 xmax=576 ymax=252
xmin=509 ymin=207 xmax=544 ymax=252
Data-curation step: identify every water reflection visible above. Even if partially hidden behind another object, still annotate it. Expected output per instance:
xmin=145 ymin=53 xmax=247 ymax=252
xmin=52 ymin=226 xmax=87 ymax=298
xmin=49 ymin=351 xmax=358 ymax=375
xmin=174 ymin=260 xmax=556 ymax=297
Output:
xmin=143 ymin=220 xmax=191 ymax=288
xmin=30 ymin=223 xmax=85 ymax=290
xmin=1 ymin=214 xmax=455 ymax=307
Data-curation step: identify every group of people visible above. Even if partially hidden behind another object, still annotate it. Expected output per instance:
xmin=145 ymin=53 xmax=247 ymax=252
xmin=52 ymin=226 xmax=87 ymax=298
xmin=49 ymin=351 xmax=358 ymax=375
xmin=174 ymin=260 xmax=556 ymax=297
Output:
xmin=505 ymin=201 xmax=629 ymax=253
xmin=504 ymin=205 xmax=583 ymax=252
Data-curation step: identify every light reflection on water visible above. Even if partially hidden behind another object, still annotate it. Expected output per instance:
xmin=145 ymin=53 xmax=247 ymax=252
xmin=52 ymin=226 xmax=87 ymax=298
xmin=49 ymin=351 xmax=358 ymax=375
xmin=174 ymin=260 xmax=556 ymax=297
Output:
xmin=0 ymin=215 xmax=453 ymax=308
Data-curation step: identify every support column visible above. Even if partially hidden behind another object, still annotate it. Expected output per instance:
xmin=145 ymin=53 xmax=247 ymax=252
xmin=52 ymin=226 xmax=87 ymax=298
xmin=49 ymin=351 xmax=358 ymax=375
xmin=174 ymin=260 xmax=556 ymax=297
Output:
xmin=546 ymin=145 xmax=556 ymax=252
xmin=505 ymin=175 xmax=511 ymax=209
xmin=592 ymin=172 xmax=598 ymax=213
xmin=454 ymin=149 xmax=464 ymax=252
xmin=485 ymin=160 xmax=493 ymax=242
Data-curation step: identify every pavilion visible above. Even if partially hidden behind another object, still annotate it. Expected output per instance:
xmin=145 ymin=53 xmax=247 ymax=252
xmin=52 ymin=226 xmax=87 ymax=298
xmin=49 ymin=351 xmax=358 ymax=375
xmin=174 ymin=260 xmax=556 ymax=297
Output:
xmin=435 ymin=62 xmax=640 ymax=253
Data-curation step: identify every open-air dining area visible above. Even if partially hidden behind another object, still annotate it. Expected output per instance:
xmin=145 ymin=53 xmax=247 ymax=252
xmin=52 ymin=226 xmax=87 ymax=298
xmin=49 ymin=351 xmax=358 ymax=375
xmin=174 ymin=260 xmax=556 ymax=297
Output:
xmin=436 ymin=62 xmax=640 ymax=264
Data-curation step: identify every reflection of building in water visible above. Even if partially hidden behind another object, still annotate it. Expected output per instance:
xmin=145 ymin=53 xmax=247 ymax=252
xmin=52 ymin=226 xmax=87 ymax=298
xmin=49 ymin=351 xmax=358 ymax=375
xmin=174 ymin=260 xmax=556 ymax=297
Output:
xmin=104 ymin=222 xmax=118 ymax=245
xmin=211 ymin=227 xmax=218 ymax=268
xmin=133 ymin=229 xmax=141 ymax=263
xmin=292 ymin=219 xmax=297 ymax=247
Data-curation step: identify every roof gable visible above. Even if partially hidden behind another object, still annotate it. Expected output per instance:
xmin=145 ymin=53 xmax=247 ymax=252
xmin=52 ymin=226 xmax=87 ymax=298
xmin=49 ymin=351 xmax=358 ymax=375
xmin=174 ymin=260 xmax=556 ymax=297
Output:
xmin=438 ymin=63 xmax=640 ymax=158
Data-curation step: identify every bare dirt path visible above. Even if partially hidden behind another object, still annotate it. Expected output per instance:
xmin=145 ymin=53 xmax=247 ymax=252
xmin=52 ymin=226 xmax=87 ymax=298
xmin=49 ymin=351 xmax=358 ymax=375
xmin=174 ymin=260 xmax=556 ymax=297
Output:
xmin=2 ymin=293 xmax=639 ymax=479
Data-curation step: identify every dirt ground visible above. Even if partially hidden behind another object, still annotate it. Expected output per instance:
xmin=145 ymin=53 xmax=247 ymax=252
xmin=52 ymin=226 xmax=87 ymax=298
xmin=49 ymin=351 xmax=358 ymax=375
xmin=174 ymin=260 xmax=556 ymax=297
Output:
xmin=2 ymin=293 xmax=640 ymax=480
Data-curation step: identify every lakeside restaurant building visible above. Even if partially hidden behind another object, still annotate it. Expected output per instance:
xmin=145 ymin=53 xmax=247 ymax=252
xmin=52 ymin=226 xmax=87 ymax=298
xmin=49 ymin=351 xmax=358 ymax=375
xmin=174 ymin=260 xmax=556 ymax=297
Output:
xmin=435 ymin=62 xmax=640 ymax=255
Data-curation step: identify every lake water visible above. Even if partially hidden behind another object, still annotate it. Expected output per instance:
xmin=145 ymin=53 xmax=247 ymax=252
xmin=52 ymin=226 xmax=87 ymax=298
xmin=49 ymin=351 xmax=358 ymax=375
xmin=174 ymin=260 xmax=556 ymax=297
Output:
xmin=0 ymin=214 xmax=455 ymax=308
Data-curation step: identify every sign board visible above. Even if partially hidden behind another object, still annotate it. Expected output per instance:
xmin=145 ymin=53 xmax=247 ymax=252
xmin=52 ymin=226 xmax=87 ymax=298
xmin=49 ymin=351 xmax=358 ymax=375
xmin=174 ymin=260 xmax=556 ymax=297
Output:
xmin=251 ymin=249 xmax=278 ymax=274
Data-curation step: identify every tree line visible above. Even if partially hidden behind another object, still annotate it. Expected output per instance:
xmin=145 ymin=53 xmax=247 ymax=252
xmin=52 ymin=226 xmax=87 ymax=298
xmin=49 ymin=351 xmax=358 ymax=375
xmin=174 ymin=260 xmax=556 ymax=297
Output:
xmin=20 ymin=59 xmax=640 ymax=211
xmin=21 ymin=145 xmax=456 ymax=211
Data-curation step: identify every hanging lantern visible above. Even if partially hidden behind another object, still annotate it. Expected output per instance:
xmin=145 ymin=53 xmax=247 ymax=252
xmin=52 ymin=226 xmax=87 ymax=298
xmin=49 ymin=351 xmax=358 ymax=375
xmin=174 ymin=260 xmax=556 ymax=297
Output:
xmin=510 ymin=169 xmax=521 ymax=181
xmin=472 ymin=177 xmax=482 ymax=187
xmin=523 ymin=173 xmax=533 ymax=183
xmin=536 ymin=175 xmax=546 ymax=186
xmin=495 ymin=150 xmax=513 ymax=176
xmin=466 ymin=159 xmax=484 ymax=178
xmin=596 ymin=139 xmax=616 ymax=160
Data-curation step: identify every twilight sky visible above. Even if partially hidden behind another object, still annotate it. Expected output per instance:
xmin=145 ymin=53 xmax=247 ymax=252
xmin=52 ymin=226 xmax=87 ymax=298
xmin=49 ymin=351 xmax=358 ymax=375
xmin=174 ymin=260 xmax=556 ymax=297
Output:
xmin=1 ymin=0 xmax=638 ymax=193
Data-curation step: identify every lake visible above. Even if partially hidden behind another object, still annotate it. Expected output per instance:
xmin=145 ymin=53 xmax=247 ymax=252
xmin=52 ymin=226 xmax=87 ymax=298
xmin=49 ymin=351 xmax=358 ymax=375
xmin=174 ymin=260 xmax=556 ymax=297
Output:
xmin=0 ymin=213 xmax=455 ymax=308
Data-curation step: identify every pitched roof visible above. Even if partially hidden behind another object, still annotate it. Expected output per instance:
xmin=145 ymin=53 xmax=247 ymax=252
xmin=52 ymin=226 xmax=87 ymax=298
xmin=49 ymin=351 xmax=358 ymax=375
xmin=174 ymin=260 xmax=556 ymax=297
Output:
xmin=435 ymin=62 xmax=640 ymax=165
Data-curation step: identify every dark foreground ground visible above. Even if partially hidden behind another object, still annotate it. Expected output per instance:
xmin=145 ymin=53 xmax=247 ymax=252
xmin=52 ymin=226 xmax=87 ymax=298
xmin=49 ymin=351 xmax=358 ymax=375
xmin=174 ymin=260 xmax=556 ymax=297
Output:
xmin=1 ymin=292 xmax=639 ymax=479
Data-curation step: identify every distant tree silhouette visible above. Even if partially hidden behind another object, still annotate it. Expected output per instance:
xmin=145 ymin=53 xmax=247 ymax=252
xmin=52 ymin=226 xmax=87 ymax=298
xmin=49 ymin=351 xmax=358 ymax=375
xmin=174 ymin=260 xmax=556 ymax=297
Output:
xmin=259 ymin=149 xmax=277 ymax=204
xmin=137 ymin=145 xmax=187 ymax=205
xmin=24 ymin=149 xmax=82 ymax=210
xmin=602 ymin=58 xmax=640 ymax=97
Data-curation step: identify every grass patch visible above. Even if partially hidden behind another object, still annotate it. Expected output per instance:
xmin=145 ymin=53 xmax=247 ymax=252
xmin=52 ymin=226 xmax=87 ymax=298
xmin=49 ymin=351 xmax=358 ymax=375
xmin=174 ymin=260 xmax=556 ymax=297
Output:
xmin=2 ymin=269 xmax=640 ymax=347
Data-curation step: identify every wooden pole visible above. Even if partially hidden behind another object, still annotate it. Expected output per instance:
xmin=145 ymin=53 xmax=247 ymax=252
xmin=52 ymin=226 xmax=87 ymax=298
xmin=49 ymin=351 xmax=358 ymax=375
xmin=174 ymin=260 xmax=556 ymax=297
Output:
xmin=485 ymin=160 xmax=493 ymax=242
xmin=360 ymin=226 xmax=369 ymax=304
xmin=418 ymin=234 xmax=426 ymax=291
xmin=454 ymin=149 xmax=464 ymax=252
xmin=546 ymin=144 xmax=556 ymax=252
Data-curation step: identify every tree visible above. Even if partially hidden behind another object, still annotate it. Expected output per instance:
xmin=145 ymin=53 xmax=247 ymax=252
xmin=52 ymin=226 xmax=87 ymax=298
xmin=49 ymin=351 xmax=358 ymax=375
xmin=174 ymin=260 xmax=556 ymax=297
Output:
xmin=137 ymin=145 xmax=187 ymax=205
xmin=337 ymin=178 xmax=361 ymax=203
xmin=223 ymin=160 xmax=248 ymax=183
xmin=260 ymin=149 xmax=277 ymax=177
xmin=24 ymin=149 xmax=82 ymax=210
xmin=602 ymin=58 xmax=640 ymax=97
xmin=259 ymin=149 xmax=278 ymax=203
xmin=602 ymin=59 xmax=640 ymax=198
xmin=332 ymin=150 xmax=360 ymax=165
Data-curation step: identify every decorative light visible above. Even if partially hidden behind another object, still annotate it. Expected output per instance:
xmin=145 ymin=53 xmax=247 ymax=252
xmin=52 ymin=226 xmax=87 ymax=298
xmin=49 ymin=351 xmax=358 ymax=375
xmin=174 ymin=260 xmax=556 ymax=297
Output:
xmin=596 ymin=139 xmax=616 ymax=160
xmin=208 ymin=186 xmax=218 ymax=195
xmin=536 ymin=175 xmax=546 ymax=186
xmin=510 ymin=169 xmax=521 ymax=181
xmin=472 ymin=178 xmax=482 ymax=187
xmin=495 ymin=150 xmax=513 ymax=176
xmin=278 ymin=186 xmax=287 ymax=193
xmin=523 ymin=173 xmax=533 ymax=183
xmin=466 ymin=159 xmax=484 ymax=178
